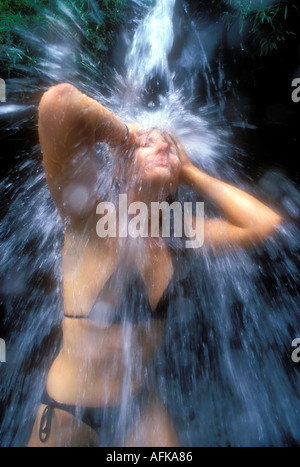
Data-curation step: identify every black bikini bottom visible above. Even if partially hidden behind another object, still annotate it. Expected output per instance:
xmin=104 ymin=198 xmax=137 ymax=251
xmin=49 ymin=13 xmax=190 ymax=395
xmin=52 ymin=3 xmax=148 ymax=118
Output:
xmin=39 ymin=389 xmax=146 ymax=445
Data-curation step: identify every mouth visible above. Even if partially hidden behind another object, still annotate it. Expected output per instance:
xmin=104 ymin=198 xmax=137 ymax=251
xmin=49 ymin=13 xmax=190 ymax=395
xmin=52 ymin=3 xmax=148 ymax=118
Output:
xmin=148 ymin=158 xmax=169 ymax=167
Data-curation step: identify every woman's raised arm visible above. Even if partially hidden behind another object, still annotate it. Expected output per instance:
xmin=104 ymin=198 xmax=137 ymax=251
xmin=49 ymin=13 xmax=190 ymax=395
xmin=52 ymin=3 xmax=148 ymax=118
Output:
xmin=177 ymin=143 xmax=282 ymax=250
xmin=38 ymin=83 xmax=129 ymax=224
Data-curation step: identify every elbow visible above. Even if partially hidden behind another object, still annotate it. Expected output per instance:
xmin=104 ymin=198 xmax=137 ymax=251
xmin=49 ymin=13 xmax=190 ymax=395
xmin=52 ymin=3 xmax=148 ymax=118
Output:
xmin=39 ymin=83 xmax=76 ymax=117
xmin=273 ymin=213 xmax=283 ymax=228
xmin=39 ymin=83 xmax=78 ymax=130
xmin=267 ymin=212 xmax=283 ymax=233
xmin=40 ymin=83 xmax=75 ymax=107
xmin=257 ymin=212 xmax=283 ymax=240
xmin=241 ymin=214 xmax=282 ymax=249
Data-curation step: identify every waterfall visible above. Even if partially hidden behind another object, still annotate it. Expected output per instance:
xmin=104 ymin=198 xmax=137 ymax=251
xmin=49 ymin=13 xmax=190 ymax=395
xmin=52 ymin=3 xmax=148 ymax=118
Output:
xmin=0 ymin=0 xmax=299 ymax=447
xmin=126 ymin=0 xmax=176 ymax=91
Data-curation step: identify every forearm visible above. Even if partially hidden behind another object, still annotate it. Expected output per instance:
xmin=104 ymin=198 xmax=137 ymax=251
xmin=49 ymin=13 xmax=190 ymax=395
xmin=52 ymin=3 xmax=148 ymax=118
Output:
xmin=39 ymin=83 xmax=130 ymax=211
xmin=66 ymin=85 xmax=128 ymax=146
xmin=182 ymin=164 xmax=282 ymax=231
xmin=40 ymin=83 xmax=128 ymax=147
xmin=90 ymin=98 xmax=128 ymax=146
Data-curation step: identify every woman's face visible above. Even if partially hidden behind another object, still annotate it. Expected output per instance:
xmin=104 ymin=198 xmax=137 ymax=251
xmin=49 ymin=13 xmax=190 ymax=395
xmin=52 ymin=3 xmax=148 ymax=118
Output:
xmin=126 ymin=129 xmax=181 ymax=195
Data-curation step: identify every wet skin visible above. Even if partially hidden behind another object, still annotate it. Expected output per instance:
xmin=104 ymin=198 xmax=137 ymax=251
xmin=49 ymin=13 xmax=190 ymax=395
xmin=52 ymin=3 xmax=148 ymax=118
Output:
xmin=28 ymin=83 xmax=282 ymax=447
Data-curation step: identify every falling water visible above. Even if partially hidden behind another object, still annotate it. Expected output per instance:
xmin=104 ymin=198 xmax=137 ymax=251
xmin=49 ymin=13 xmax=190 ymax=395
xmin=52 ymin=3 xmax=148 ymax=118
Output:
xmin=0 ymin=0 xmax=299 ymax=447
xmin=126 ymin=0 xmax=176 ymax=91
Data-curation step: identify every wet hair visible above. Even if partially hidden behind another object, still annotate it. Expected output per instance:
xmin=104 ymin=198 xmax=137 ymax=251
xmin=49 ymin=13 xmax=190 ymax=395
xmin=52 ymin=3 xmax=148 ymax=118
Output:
xmin=135 ymin=127 xmax=181 ymax=160
xmin=112 ymin=127 xmax=182 ymax=198
xmin=168 ymin=134 xmax=180 ymax=152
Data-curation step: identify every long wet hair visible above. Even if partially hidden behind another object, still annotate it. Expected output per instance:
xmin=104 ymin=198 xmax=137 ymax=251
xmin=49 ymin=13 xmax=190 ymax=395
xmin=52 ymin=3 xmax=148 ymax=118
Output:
xmin=110 ymin=127 xmax=185 ymax=250
xmin=112 ymin=126 xmax=183 ymax=194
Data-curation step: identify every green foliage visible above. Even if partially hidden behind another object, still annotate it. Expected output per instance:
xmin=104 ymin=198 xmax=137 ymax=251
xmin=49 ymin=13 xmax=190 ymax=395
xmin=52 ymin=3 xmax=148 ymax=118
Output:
xmin=0 ymin=0 xmax=50 ymax=44
xmin=0 ymin=0 xmax=128 ymax=77
xmin=212 ymin=0 xmax=299 ymax=55
xmin=249 ymin=1 xmax=298 ymax=55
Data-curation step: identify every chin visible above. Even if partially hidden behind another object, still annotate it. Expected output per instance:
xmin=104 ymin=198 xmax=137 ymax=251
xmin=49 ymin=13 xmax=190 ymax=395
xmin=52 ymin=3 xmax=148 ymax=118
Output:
xmin=142 ymin=167 xmax=179 ymax=195
xmin=143 ymin=166 xmax=173 ymax=184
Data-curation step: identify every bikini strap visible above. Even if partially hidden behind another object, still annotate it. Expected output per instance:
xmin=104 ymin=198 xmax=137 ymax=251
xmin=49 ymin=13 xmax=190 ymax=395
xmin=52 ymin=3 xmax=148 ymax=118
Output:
xmin=39 ymin=404 xmax=53 ymax=443
xmin=64 ymin=314 xmax=88 ymax=319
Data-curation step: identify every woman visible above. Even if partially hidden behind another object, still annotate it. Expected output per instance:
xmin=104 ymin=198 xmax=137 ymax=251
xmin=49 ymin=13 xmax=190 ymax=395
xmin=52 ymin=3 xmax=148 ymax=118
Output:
xmin=28 ymin=83 xmax=282 ymax=447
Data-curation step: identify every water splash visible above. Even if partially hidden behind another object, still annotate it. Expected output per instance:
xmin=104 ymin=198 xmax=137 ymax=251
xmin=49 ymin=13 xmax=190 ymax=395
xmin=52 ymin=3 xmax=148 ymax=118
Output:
xmin=126 ymin=0 xmax=176 ymax=91
xmin=0 ymin=0 xmax=299 ymax=447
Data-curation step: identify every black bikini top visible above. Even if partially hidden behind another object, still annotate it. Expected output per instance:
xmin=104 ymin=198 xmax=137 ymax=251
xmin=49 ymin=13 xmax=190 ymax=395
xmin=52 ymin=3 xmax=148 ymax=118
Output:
xmin=64 ymin=265 xmax=178 ymax=324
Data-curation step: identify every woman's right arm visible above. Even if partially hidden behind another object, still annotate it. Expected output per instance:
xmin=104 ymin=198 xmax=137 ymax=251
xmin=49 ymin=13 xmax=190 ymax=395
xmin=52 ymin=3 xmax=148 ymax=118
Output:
xmin=39 ymin=83 xmax=129 ymax=224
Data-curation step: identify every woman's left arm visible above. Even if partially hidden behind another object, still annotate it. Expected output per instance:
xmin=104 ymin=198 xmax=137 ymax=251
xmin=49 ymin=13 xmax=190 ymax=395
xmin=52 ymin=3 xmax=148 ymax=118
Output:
xmin=180 ymin=159 xmax=282 ymax=250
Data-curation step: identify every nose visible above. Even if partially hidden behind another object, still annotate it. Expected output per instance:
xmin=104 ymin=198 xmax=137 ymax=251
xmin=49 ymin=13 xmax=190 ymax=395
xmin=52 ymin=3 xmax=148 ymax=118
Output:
xmin=155 ymin=139 xmax=169 ymax=155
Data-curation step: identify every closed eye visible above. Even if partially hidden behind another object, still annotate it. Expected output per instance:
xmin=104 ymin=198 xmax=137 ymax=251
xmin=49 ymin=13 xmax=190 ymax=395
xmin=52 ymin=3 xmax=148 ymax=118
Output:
xmin=141 ymin=137 xmax=156 ymax=148
xmin=138 ymin=131 xmax=179 ymax=155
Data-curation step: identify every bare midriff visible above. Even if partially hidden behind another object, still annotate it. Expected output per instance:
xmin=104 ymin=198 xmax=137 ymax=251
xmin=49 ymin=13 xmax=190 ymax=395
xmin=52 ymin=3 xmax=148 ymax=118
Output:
xmin=46 ymin=316 xmax=165 ymax=407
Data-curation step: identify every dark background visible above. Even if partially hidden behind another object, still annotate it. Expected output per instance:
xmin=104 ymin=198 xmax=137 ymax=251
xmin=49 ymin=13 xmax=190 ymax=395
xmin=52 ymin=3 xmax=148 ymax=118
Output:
xmin=0 ymin=0 xmax=299 ymax=446
xmin=1 ymin=0 xmax=299 ymax=375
